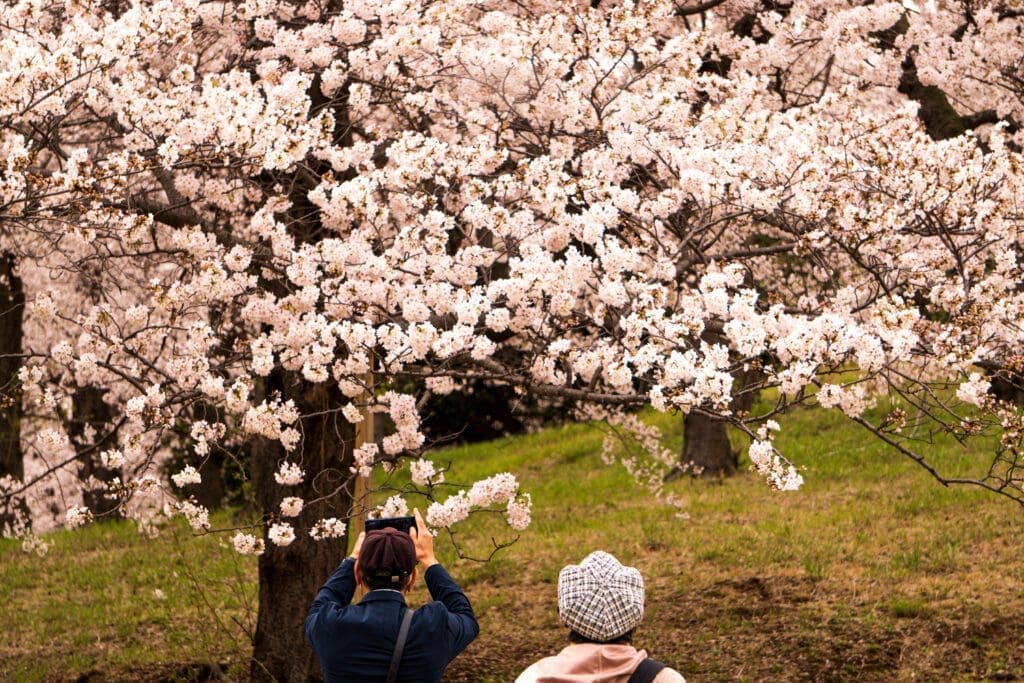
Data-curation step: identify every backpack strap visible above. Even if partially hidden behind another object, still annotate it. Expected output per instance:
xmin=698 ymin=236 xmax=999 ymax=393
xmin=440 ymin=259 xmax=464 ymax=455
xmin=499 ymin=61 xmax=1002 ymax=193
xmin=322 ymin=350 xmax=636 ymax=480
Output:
xmin=628 ymin=657 xmax=667 ymax=683
xmin=385 ymin=608 xmax=413 ymax=683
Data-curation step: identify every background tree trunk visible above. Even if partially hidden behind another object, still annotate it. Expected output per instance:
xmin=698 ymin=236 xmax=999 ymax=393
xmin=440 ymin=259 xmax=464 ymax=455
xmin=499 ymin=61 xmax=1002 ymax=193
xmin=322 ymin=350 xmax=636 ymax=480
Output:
xmin=67 ymin=385 xmax=121 ymax=517
xmin=250 ymin=373 xmax=354 ymax=682
xmin=679 ymin=363 xmax=763 ymax=478
xmin=673 ymin=341 xmax=764 ymax=480
xmin=246 ymin=70 xmax=361 ymax=680
xmin=190 ymin=454 xmax=227 ymax=510
xmin=0 ymin=252 xmax=26 ymax=534
xmin=679 ymin=411 xmax=737 ymax=477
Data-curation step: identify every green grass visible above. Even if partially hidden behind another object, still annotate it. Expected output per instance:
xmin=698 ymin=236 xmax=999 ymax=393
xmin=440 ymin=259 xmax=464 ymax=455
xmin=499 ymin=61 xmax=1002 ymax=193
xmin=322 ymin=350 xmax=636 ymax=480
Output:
xmin=0 ymin=511 xmax=255 ymax=681
xmin=3 ymin=402 xmax=1024 ymax=681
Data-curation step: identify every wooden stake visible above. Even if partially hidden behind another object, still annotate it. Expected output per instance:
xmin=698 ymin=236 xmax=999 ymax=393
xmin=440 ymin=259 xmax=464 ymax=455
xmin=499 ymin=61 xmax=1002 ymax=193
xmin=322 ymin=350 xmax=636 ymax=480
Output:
xmin=348 ymin=372 xmax=374 ymax=556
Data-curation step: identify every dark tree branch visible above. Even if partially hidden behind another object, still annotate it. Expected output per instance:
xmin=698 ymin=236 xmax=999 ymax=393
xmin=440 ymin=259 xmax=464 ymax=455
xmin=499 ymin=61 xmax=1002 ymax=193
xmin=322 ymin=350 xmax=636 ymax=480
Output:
xmin=675 ymin=0 xmax=729 ymax=17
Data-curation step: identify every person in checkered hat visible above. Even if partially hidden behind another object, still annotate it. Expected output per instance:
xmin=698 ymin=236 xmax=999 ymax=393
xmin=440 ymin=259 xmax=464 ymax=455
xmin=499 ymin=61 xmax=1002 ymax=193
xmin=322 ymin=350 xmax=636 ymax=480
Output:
xmin=515 ymin=551 xmax=685 ymax=683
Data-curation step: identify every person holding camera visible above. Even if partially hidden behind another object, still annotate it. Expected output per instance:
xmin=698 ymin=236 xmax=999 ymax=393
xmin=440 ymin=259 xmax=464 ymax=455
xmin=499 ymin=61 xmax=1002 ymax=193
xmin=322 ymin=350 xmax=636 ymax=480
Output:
xmin=305 ymin=508 xmax=479 ymax=682
xmin=516 ymin=550 xmax=685 ymax=683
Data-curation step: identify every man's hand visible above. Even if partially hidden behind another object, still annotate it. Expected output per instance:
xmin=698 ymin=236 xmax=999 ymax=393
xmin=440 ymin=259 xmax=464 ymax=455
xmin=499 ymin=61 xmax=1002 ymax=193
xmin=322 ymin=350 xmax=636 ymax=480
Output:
xmin=409 ymin=508 xmax=438 ymax=569
xmin=348 ymin=530 xmax=366 ymax=560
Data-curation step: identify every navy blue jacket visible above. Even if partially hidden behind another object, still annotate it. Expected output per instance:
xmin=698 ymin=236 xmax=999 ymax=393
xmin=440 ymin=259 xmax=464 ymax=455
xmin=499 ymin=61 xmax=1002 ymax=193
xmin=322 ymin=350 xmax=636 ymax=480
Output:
xmin=305 ymin=558 xmax=479 ymax=682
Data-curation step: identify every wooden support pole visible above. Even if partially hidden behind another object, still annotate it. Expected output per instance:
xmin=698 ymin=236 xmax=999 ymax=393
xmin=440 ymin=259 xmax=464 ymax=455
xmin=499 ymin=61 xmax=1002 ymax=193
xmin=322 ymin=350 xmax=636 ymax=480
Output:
xmin=348 ymin=372 xmax=375 ymax=556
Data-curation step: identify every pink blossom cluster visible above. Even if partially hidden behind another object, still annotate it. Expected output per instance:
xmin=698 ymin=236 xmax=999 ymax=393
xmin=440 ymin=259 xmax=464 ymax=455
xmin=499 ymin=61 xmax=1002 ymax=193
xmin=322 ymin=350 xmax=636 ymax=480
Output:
xmin=505 ymin=495 xmax=532 ymax=532
xmin=425 ymin=493 xmax=472 ymax=529
xmin=409 ymin=459 xmax=442 ymax=487
xmin=232 ymin=532 xmax=266 ymax=556
xmin=309 ymin=517 xmax=347 ymax=541
xmin=274 ymin=463 xmax=305 ymax=487
xmin=170 ymin=466 xmax=202 ymax=488
xmin=268 ymin=522 xmax=296 ymax=546
xmin=174 ymin=501 xmax=211 ymax=531
xmin=279 ymin=497 xmax=304 ymax=518
xmin=423 ymin=472 xmax=529 ymax=530
xmin=466 ymin=473 xmax=519 ymax=508
xmin=375 ymin=495 xmax=410 ymax=519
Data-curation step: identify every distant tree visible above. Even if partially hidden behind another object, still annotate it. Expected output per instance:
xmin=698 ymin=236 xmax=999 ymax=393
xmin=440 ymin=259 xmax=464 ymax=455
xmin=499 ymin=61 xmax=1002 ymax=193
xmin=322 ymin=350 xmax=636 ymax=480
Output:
xmin=0 ymin=252 xmax=24 ymax=534
xmin=419 ymin=377 xmax=567 ymax=444
xmin=2 ymin=1 xmax=1024 ymax=679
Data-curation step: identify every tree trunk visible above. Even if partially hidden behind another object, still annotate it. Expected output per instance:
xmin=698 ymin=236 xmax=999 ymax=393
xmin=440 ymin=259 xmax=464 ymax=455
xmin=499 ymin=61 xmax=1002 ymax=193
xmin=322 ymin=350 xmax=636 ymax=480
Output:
xmin=679 ymin=411 xmax=737 ymax=477
xmin=67 ymin=385 xmax=121 ymax=517
xmin=250 ymin=373 xmax=354 ymax=682
xmin=190 ymin=454 xmax=226 ymax=510
xmin=248 ymin=65 xmax=360 ymax=682
xmin=0 ymin=252 xmax=25 ymax=535
xmin=673 ymin=362 xmax=763 ymax=480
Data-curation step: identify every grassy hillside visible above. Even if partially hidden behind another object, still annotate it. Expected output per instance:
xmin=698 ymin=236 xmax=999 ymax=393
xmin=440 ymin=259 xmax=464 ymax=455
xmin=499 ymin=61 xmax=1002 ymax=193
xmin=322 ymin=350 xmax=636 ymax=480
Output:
xmin=3 ymin=404 xmax=1024 ymax=681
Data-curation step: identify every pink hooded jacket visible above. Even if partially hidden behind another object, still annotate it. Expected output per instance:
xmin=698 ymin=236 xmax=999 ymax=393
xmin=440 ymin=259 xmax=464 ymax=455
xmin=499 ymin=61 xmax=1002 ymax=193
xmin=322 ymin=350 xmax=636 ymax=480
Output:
xmin=514 ymin=644 xmax=686 ymax=683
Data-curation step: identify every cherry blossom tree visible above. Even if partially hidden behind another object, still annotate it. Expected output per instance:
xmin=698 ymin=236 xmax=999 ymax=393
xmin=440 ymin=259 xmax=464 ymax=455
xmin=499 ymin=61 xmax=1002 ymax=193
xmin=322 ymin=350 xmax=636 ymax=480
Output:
xmin=2 ymin=0 xmax=1024 ymax=679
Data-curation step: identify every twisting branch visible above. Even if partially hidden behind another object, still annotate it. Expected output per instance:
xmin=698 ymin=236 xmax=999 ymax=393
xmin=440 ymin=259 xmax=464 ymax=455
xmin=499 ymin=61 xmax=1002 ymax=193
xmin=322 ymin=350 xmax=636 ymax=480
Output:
xmin=849 ymin=414 xmax=1024 ymax=505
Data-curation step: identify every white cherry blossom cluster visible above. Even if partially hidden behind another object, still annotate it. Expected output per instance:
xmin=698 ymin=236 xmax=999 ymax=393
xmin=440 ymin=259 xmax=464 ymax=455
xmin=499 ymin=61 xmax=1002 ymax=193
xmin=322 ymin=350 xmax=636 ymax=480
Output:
xmin=65 ymin=506 xmax=93 ymax=529
xmin=425 ymin=493 xmax=472 ymax=529
xmin=170 ymin=466 xmax=202 ymax=488
xmin=956 ymin=373 xmax=992 ymax=408
xmin=175 ymin=501 xmax=211 ymax=531
xmin=232 ymin=532 xmax=265 ymax=556
xmin=243 ymin=400 xmax=301 ymax=451
xmin=381 ymin=392 xmax=426 ymax=456
xmin=409 ymin=459 xmax=442 ymax=487
xmin=466 ymin=473 xmax=519 ymax=508
xmin=274 ymin=463 xmax=305 ymax=487
xmin=376 ymin=495 xmax=410 ymax=519
xmin=748 ymin=440 xmax=804 ymax=492
xmin=190 ymin=421 xmax=227 ymax=457
xmin=309 ymin=517 xmax=347 ymax=541
xmin=505 ymin=495 xmax=532 ymax=532
xmin=268 ymin=522 xmax=295 ymax=547
xmin=279 ymin=497 xmax=304 ymax=517
xmin=351 ymin=443 xmax=378 ymax=478
xmin=99 ymin=450 xmax=125 ymax=469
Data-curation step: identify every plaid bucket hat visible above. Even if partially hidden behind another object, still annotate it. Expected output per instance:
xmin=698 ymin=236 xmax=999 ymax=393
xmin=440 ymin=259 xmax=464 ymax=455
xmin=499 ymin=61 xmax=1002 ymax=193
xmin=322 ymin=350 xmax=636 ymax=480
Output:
xmin=557 ymin=551 xmax=645 ymax=641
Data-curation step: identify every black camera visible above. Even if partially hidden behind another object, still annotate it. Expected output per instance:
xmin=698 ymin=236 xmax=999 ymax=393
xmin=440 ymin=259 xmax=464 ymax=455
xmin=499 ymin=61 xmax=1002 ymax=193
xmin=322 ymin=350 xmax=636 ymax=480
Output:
xmin=364 ymin=515 xmax=416 ymax=534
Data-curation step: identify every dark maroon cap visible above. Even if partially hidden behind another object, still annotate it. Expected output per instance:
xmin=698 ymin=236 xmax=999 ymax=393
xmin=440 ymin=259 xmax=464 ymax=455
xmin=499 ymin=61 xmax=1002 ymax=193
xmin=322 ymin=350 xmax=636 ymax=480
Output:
xmin=358 ymin=527 xmax=416 ymax=579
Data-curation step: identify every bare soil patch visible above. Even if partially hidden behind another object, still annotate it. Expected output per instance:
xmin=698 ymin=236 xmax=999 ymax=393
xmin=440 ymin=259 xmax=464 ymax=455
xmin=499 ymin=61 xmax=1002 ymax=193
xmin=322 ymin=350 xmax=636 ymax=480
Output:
xmin=445 ymin=570 xmax=1024 ymax=682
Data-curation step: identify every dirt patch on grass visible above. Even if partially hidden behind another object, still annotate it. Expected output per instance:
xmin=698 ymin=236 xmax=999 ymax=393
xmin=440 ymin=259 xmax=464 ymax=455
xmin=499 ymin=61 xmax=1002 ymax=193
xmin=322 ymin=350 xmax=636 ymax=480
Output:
xmin=49 ymin=568 xmax=1024 ymax=682
xmin=445 ymin=572 xmax=1024 ymax=682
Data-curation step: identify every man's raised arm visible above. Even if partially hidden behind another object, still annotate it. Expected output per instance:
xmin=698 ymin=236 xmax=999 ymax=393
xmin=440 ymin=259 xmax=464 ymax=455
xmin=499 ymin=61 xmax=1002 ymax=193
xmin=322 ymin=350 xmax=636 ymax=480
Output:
xmin=305 ymin=531 xmax=364 ymax=645
xmin=411 ymin=509 xmax=480 ymax=654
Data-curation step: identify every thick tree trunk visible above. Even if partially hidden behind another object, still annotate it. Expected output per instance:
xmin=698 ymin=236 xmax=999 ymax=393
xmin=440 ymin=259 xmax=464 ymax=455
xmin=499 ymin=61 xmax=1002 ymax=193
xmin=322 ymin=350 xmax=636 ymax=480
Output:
xmin=674 ymin=343 xmax=763 ymax=480
xmin=250 ymin=374 xmax=354 ymax=683
xmin=67 ymin=385 xmax=121 ymax=517
xmin=248 ymin=64 xmax=360 ymax=682
xmin=679 ymin=411 xmax=737 ymax=477
xmin=0 ymin=252 xmax=25 ymax=535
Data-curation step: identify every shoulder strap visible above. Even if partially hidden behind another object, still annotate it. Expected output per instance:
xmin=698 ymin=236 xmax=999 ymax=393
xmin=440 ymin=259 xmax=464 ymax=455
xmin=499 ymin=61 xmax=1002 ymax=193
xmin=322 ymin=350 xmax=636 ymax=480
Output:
xmin=627 ymin=657 xmax=667 ymax=683
xmin=385 ymin=608 xmax=413 ymax=683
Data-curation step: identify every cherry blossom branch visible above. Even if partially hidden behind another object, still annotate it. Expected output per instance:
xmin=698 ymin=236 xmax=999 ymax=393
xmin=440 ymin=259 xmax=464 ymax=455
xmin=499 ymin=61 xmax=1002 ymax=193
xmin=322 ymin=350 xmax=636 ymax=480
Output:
xmin=849 ymin=414 xmax=1024 ymax=505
